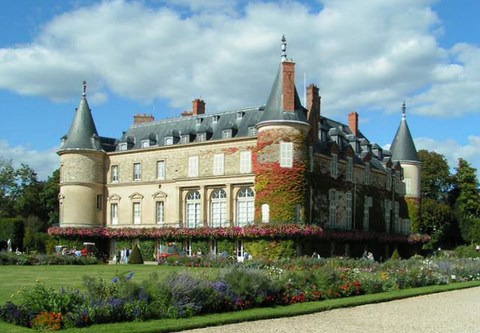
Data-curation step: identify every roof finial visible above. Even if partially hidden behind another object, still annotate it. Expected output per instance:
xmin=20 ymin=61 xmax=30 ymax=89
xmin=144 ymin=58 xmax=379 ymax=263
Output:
xmin=82 ymin=81 xmax=87 ymax=97
xmin=402 ymin=101 xmax=406 ymax=120
xmin=281 ymin=35 xmax=287 ymax=62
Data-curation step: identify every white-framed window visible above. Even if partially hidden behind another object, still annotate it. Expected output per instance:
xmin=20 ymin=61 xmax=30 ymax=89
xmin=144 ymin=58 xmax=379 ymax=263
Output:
xmin=210 ymin=239 xmax=218 ymax=255
xmin=213 ymin=115 xmax=220 ymax=123
xmin=133 ymin=202 xmax=141 ymax=225
xmin=213 ymin=153 xmax=224 ymax=175
xmin=237 ymin=187 xmax=254 ymax=226
xmin=364 ymin=162 xmax=370 ymax=185
xmin=404 ymin=177 xmax=412 ymax=195
xmin=96 ymin=194 xmax=103 ymax=210
xmin=184 ymin=239 xmax=192 ymax=257
xmin=157 ymin=160 xmax=165 ymax=180
xmin=211 ymin=189 xmax=227 ymax=227
xmin=364 ymin=196 xmax=373 ymax=230
xmin=186 ymin=190 xmax=201 ymax=228
xmin=133 ymin=163 xmax=141 ymax=181
xmin=280 ymin=141 xmax=293 ymax=168
xmin=346 ymin=192 xmax=352 ymax=229
xmin=248 ymin=126 xmax=257 ymax=136
xmin=236 ymin=240 xmax=244 ymax=258
xmin=111 ymin=203 xmax=118 ymax=225
xmin=240 ymin=150 xmax=252 ymax=173
xmin=180 ymin=135 xmax=189 ymax=144
xmin=118 ymin=143 xmax=127 ymax=151
xmin=222 ymin=129 xmax=232 ymax=139
xmin=164 ymin=137 xmax=173 ymax=145
xmin=156 ymin=201 xmax=165 ymax=224
xmin=195 ymin=118 xmax=202 ymax=125
xmin=346 ymin=157 xmax=353 ymax=182
xmin=197 ymin=133 xmax=206 ymax=142
xmin=236 ymin=111 xmax=244 ymax=119
xmin=386 ymin=169 xmax=392 ymax=190
xmin=141 ymin=140 xmax=150 ymax=148
xmin=331 ymin=154 xmax=338 ymax=178
xmin=262 ymin=204 xmax=270 ymax=223
xmin=188 ymin=156 xmax=199 ymax=177
xmin=329 ymin=189 xmax=338 ymax=227
xmin=111 ymin=165 xmax=119 ymax=183
xmin=384 ymin=199 xmax=391 ymax=233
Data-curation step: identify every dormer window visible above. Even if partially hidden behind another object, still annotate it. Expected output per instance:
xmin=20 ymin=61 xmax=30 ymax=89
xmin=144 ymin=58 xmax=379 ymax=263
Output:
xmin=118 ymin=143 xmax=127 ymax=151
xmin=141 ymin=140 xmax=150 ymax=148
xmin=222 ymin=129 xmax=232 ymax=139
xmin=236 ymin=112 xmax=244 ymax=120
xmin=164 ymin=137 xmax=173 ymax=145
xmin=195 ymin=118 xmax=203 ymax=125
xmin=248 ymin=126 xmax=257 ymax=136
xmin=212 ymin=115 xmax=220 ymax=123
xmin=180 ymin=134 xmax=189 ymax=144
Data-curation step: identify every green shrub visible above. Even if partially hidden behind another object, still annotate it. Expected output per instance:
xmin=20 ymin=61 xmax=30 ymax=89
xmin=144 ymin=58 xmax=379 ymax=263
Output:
xmin=245 ymin=239 xmax=296 ymax=261
xmin=128 ymin=244 xmax=144 ymax=264
xmin=391 ymin=248 xmax=401 ymax=260
xmin=139 ymin=240 xmax=155 ymax=261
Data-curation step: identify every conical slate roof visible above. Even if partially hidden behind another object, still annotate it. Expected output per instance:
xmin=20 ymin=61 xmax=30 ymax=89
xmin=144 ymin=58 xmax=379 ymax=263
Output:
xmin=390 ymin=106 xmax=419 ymax=162
xmin=259 ymin=63 xmax=308 ymax=123
xmin=60 ymin=82 xmax=100 ymax=151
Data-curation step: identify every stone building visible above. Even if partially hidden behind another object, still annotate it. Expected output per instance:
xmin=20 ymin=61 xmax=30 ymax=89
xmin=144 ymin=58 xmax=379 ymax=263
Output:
xmin=56 ymin=37 xmax=421 ymax=258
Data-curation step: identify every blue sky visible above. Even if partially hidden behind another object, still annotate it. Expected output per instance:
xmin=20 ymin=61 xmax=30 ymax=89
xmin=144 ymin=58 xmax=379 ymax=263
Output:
xmin=0 ymin=0 xmax=479 ymax=179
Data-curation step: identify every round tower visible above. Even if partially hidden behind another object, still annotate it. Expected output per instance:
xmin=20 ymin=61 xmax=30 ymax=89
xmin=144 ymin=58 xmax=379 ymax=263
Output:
xmin=58 ymin=82 xmax=106 ymax=228
xmin=254 ymin=36 xmax=310 ymax=223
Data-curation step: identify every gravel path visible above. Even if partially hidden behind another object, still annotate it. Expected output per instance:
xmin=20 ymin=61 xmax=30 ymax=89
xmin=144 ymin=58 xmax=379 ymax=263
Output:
xmin=182 ymin=287 xmax=480 ymax=333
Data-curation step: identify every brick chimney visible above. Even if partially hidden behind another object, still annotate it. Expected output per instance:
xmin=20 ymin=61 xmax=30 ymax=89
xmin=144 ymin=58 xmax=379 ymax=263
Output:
xmin=192 ymin=99 xmax=205 ymax=115
xmin=282 ymin=61 xmax=295 ymax=112
xmin=307 ymin=84 xmax=320 ymax=142
xmin=349 ymin=112 xmax=359 ymax=136
xmin=134 ymin=113 xmax=154 ymax=125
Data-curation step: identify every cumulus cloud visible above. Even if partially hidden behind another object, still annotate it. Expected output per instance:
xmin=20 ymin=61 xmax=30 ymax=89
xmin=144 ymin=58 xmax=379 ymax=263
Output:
xmin=416 ymin=135 xmax=480 ymax=172
xmin=0 ymin=0 xmax=478 ymax=118
xmin=0 ymin=140 xmax=59 ymax=180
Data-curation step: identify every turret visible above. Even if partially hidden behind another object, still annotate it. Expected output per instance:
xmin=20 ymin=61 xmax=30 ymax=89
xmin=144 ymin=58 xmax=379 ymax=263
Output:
xmin=57 ymin=81 xmax=106 ymax=227
xmin=254 ymin=36 xmax=310 ymax=223
xmin=390 ymin=102 xmax=421 ymax=202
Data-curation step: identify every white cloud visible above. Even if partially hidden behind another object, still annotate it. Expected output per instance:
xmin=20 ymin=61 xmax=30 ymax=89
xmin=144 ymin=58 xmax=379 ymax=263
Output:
xmin=0 ymin=0 xmax=478 ymax=119
xmin=416 ymin=136 xmax=480 ymax=173
xmin=0 ymin=140 xmax=59 ymax=180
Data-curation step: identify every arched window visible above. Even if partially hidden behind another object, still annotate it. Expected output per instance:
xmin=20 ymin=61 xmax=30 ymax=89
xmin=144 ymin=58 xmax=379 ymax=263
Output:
xmin=237 ymin=187 xmax=254 ymax=227
xmin=186 ymin=191 xmax=201 ymax=228
xmin=211 ymin=189 xmax=227 ymax=227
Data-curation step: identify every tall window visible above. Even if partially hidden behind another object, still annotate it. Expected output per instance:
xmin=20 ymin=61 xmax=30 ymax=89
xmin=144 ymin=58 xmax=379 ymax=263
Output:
xmin=188 ymin=156 xmax=199 ymax=177
xmin=156 ymin=201 xmax=165 ymax=224
xmin=133 ymin=163 xmax=141 ymax=181
xmin=404 ymin=177 xmax=411 ymax=195
xmin=211 ymin=189 xmax=227 ymax=227
xmin=331 ymin=154 xmax=338 ymax=178
xmin=346 ymin=157 xmax=353 ymax=182
xmin=186 ymin=191 xmax=201 ymax=228
xmin=96 ymin=194 xmax=103 ymax=210
xmin=364 ymin=162 xmax=370 ymax=185
xmin=111 ymin=203 xmax=118 ymax=225
xmin=141 ymin=140 xmax=150 ymax=148
xmin=157 ymin=160 xmax=165 ymax=180
xmin=237 ymin=187 xmax=254 ymax=226
xmin=384 ymin=199 xmax=391 ymax=233
xmin=180 ymin=135 xmax=189 ymax=144
xmin=364 ymin=196 xmax=372 ymax=230
xmin=394 ymin=201 xmax=400 ymax=230
xmin=111 ymin=165 xmax=119 ymax=183
xmin=346 ymin=192 xmax=352 ymax=229
xmin=240 ymin=150 xmax=252 ymax=173
xmin=329 ymin=189 xmax=338 ymax=227
xmin=133 ymin=202 xmax=141 ymax=225
xmin=164 ymin=137 xmax=173 ymax=145
xmin=213 ymin=154 xmax=224 ymax=175
xmin=309 ymin=146 xmax=314 ymax=172
xmin=197 ymin=133 xmax=206 ymax=142
xmin=280 ymin=141 xmax=293 ymax=168
xmin=222 ymin=129 xmax=232 ymax=139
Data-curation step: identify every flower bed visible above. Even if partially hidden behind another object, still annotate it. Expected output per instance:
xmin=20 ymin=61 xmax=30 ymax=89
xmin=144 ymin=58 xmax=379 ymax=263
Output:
xmin=1 ymin=256 xmax=479 ymax=330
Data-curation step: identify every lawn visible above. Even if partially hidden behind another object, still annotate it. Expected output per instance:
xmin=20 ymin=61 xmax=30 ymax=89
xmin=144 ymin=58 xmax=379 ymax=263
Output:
xmin=0 ymin=264 xmax=208 ymax=304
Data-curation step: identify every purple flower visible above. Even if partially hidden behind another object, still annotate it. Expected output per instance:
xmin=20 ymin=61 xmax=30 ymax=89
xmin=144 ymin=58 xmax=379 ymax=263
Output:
xmin=125 ymin=272 xmax=135 ymax=281
xmin=112 ymin=276 xmax=119 ymax=283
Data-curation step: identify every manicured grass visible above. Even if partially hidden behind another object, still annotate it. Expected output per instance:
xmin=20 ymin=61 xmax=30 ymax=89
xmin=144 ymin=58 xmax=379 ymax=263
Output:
xmin=0 ymin=265 xmax=479 ymax=333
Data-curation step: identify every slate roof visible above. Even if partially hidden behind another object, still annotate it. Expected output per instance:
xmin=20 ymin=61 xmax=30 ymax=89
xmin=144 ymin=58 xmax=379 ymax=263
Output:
xmin=390 ymin=111 xmax=419 ymax=163
xmin=259 ymin=62 xmax=308 ymax=123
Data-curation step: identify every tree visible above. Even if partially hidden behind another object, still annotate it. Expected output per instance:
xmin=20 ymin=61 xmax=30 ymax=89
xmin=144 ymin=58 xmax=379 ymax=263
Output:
xmin=0 ymin=159 xmax=37 ymax=217
xmin=418 ymin=150 xmax=452 ymax=202
xmin=452 ymin=158 xmax=480 ymax=243
xmin=40 ymin=169 xmax=60 ymax=225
